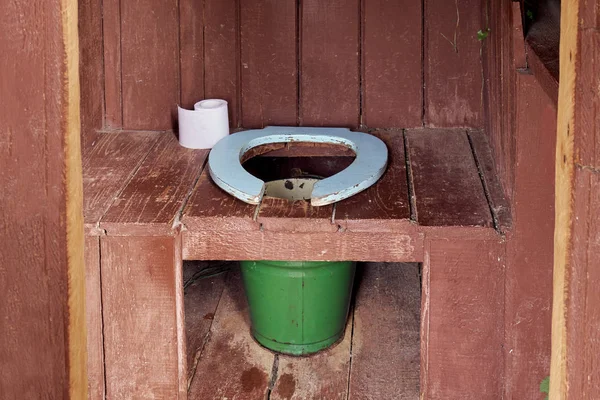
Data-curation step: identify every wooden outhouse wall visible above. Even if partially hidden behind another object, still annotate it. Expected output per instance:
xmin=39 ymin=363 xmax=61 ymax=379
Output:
xmin=78 ymin=0 xmax=488 ymax=149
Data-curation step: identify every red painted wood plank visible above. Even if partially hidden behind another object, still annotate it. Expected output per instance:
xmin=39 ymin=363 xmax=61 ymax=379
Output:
xmin=82 ymin=131 xmax=161 ymax=230
xmin=85 ymin=236 xmax=104 ymax=400
xmin=406 ymin=129 xmax=492 ymax=227
xmin=101 ymin=236 xmax=183 ymax=399
xmin=363 ymin=0 xmax=423 ymax=128
xmin=100 ymin=133 xmax=207 ymax=235
xmin=179 ymin=0 xmax=205 ymax=108
xmin=121 ymin=0 xmax=179 ymax=130
xmin=188 ymin=269 xmax=275 ymax=399
xmin=240 ymin=0 xmax=298 ymax=128
xmin=257 ymin=198 xmax=336 ymax=233
xmin=424 ymin=0 xmax=483 ymax=127
xmin=334 ymin=131 xmax=411 ymax=230
xmin=349 ymin=263 xmax=421 ymax=399
xmin=301 ymin=0 xmax=360 ymax=127
xmin=205 ymin=0 xmax=240 ymax=127
xmin=421 ymin=239 xmax=504 ymax=399
xmin=102 ymin=0 xmax=122 ymax=128
xmin=182 ymin=167 xmax=259 ymax=232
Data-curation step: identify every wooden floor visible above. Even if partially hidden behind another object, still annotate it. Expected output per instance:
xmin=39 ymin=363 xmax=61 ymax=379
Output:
xmin=185 ymin=262 xmax=421 ymax=400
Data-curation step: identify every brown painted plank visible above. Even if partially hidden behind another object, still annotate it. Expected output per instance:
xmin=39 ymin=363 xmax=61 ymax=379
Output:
xmin=179 ymin=0 xmax=205 ymax=108
xmin=121 ymin=0 xmax=179 ymax=130
xmin=301 ymin=0 xmax=360 ymax=127
xmin=103 ymin=0 xmax=122 ymax=128
xmin=272 ymin=312 xmax=352 ymax=400
xmin=184 ymin=262 xmax=228 ymax=387
xmin=406 ymin=129 xmax=492 ymax=227
xmin=421 ymin=239 xmax=504 ymax=399
xmin=182 ymin=230 xmax=423 ymax=262
xmin=188 ymin=268 xmax=275 ymax=399
xmin=100 ymin=133 xmax=207 ymax=235
xmin=82 ymin=131 xmax=160 ymax=231
xmin=0 ymin=0 xmax=86 ymax=396
xmin=257 ymin=198 xmax=336 ymax=232
xmin=182 ymin=167 xmax=259 ymax=232
xmin=78 ymin=0 xmax=104 ymax=150
xmin=468 ymin=129 xmax=511 ymax=231
xmin=240 ymin=0 xmax=298 ymax=128
xmin=363 ymin=0 xmax=422 ymax=128
xmin=101 ymin=236 xmax=183 ymax=399
xmin=85 ymin=236 xmax=104 ymax=400
xmin=334 ymin=131 xmax=411 ymax=230
xmin=205 ymin=0 xmax=240 ymax=127
xmin=349 ymin=263 xmax=421 ymax=399
xmin=424 ymin=0 xmax=483 ymax=127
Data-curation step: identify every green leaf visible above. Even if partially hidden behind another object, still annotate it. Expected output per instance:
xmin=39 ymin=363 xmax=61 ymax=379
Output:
xmin=477 ymin=29 xmax=489 ymax=41
xmin=527 ymin=9 xmax=534 ymax=21
xmin=540 ymin=376 xmax=550 ymax=394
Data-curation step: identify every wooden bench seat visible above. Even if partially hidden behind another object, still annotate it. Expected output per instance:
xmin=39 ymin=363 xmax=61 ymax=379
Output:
xmin=82 ymin=127 xmax=509 ymax=399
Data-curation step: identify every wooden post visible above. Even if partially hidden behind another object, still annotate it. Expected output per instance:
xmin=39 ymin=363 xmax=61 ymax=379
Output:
xmin=551 ymin=0 xmax=600 ymax=398
xmin=0 ymin=0 xmax=87 ymax=397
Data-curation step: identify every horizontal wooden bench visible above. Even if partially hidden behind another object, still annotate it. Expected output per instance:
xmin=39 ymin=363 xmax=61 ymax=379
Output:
xmin=83 ymin=128 xmax=510 ymax=399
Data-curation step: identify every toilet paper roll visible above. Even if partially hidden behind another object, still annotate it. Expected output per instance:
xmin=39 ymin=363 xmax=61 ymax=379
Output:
xmin=177 ymin=99 xmax=229 ymax=149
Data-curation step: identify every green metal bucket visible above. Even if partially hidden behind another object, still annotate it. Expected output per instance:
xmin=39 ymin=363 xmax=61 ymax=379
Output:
xmin=240 ymin=260 xmax=356 ymax=355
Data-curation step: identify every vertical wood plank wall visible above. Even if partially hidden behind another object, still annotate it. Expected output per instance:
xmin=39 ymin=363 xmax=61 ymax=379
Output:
xmin=79 ymin=0 xmax=486 ymax=134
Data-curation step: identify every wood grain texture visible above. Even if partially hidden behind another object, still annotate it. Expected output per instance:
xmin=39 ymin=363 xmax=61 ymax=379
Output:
xmin=82 ymin=131 xmax=160 ymax=231
xmin=349 ymin=263 xmax=421 ymax=399
xmin=205 ymin=0 xmax=240 ymax=127
xmin=301 ymin=0 xmax=360 ymax=127
xmin=504 ymin=72 xmax=556 ymax=399
xmin=272 ymin=313 xmax=352 ymax=400
xmin=179 ymin=0 xmax=205 ymax=108
xmin=526 ymin=41 xmax=559 ymax=105
xmin=101 ymin=133 xmax=207 ymax=235
xmin=240 ymin=0 xmax=298 ymax=128
xmin=406 ymin=129 xmax=492 ymax=227
xmin=182 ymin=230 xmax=423 ymax=262
xmin=78 ymin=0 xmax=104 ymax=151
xmin=184 ymin=263 xmax=228 ymax=386
xmin=188 ymin=269 xmax=275 ymax=399
xmin=182 ymin=167 xmax=259 ymax=232
xmin=121 ymin=0 xmax=179 ymax=130
xmin=257 ymin=198 xmax=336 ymax=232
xmin=0 ymin=0 xmax=87 ymax=396
xmin=425 ymin=0 xmax=483 ymax=127
xmin=362 ymin=0 xmax=422 ymax=127
xmin=85 ymin=236 xmax=104 ymax=400
xmin=102 ymin=0 xmax=122 ymax=128
xmin=334 ymin=131 xmax=411 ymax=230
xmin=421 ymin=239 xmax=504 ymax=399
xmin=468 ymin=129 xmax=511 ymax=231
xmin=101 ymin=236 xmax=182 ymax=399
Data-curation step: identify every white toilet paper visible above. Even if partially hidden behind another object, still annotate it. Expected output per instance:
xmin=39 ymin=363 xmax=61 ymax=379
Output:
xmin=177 ymin=99 xmax=229 ymax=149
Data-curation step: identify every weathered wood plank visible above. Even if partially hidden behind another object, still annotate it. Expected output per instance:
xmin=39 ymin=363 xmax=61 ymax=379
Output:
xmin=121 ymin=0 xmax=179 ymax=130
xmin=349 ymin=263 xmax=421 ymax=399
xmin=188 ymin=268 xmax=275 ymax=399
xmin=363 ymin=0 xmax=422 ymax=127
xmin=100 ymin=133 xmax=207 ymax=235
xmin=82 ymin=131 xmax=160 ymax=231
xmin=301 ymin=0 xmax=360 ymax=127
xmin=182 ymin=230 xmax=423 ymax=262
xmin=102 ymin=0 xmax=122 ymax=128
xmin=421 ymin=239 xmax=504 ymax=399
xmin=184 ymin=262 xmax=228 ymax=387
xmin=334 ymin=131 xmax=411 ymax=230
xmin=179 ymin=0 xmax=205 ymax=108
xmin=205 ymin=0 xmax=240 ymax=127
xmin=240 ymin=0 xmax=298 ymax=128
xmin=272 ymin=312 xmax=353 ymax=400
xmin=424 ymin=0 xmax=483 ymax=127
xmin=257 ymin=198 xmax=336 ymax=232
xmin=182 ymin=167 xmax=259 ymax=232
xmin=406 ymin=129 xmax=492 ymax=227
xmin=101 ymin=236 xmax=183 ymax=399
xmin=85 ymin=236 xmax=104 ymax=400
